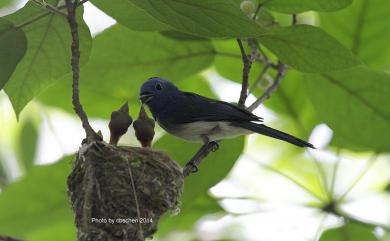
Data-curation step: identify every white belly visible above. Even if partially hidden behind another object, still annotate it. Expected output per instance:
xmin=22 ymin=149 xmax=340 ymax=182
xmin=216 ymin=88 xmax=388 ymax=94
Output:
xmin=163 ymin=121 xmax=252 ymax=143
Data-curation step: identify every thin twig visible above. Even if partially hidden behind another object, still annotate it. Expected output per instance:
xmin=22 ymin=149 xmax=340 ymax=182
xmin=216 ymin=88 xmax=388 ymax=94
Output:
xmin=65 ymin=0 xmax=99 ymax=142
xmin=237 ymin=39 xmax=252 ymax=106
xmin=248 ymin=64 xmax=270 ymax=94
xmin=292 ymin=14 xmax=298 ymax=25
xmin=126 ymin=159 xmax=144 ymax=239
xmin=30 ymin=0 xmax=67 ymax=16
xmin=247 ymin=61 xmax=287 ymax=112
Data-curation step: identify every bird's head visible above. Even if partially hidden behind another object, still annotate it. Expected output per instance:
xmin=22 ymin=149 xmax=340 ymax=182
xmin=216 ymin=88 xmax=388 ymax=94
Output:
xmin=139 ymin=77 xmax=179 ymax=114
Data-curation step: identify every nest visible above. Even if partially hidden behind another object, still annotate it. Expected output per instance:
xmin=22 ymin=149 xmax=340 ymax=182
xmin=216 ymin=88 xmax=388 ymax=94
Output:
xmin=67 ymin=142 xmax=184 ymax=241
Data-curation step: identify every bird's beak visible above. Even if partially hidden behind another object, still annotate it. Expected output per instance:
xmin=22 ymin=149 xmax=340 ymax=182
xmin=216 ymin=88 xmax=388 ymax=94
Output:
xmin=139 ymin=92 xmax=154 ymax=104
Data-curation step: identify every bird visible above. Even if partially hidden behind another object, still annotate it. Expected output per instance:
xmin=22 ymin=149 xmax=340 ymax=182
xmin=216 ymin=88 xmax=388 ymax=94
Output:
xmin=139 ymin=77 xmax=314 ymax=169
xmin=133 ymin=105 xmax=155 ymax=147
xmin=109 ymin=102 xmax=133 ymax=145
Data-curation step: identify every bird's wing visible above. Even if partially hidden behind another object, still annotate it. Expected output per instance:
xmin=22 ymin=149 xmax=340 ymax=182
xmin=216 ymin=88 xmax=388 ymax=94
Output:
xmin=165 ymin=92 xmax=263 ymax=124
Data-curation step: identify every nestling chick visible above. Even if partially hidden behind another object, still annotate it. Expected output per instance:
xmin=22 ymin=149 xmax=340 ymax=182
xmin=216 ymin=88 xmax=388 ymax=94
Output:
xmin=133 ymin=105 xmax=155 ymax=147
xmin=109 ymin=102 xmax=133 ymax=145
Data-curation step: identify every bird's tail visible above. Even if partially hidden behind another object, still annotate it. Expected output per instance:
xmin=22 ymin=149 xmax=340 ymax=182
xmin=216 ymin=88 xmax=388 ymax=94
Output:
xmin=233 ymin=122 xmax=315 ymax=148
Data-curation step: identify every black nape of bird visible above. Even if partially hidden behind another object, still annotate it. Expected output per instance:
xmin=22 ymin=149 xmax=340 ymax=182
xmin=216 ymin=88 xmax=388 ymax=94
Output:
xmin=109 ymin=102 xmax=133 ymax=145
xmin=133 ymin=105 xmax=155 ymax=148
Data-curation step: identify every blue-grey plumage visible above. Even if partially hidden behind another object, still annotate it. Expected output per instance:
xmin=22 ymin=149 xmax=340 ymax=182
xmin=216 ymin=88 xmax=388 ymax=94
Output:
xmin=140 ymin=77 xmax=314 ymax=148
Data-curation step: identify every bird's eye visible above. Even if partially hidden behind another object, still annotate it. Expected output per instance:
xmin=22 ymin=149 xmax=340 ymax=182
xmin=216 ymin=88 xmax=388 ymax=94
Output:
xmin=155 ymin=83 xmax=163 ymax=91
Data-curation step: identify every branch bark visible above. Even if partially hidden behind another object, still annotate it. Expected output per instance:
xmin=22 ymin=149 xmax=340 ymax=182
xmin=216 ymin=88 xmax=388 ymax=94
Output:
xmin=237 ymin=38 xmax=252 ymax=107
xmin=65 ymin=0 xmax=99 ymax=142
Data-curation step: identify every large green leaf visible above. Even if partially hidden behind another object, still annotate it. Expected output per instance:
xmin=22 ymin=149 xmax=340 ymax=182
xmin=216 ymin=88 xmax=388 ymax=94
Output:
xmin=17 ymin=118 xmax=38 ymax=171
xmin=38 ymin=25 xmax=215 ymax=118
xmin=0 ymin=156 xmax=75 ymax=241
xmin=0 ymin=18 xmax=27 ymax=90
xmin=0 ymin=0 xmax=14 ymax=9
xmin=320 ymin=0 xmax=390 ymax=70
xmin=4 ymin=0 xmax=92 ymax=117
xmin=262 ymin=70 xmax=320 ymax=138
xmin=259 ymin=25 xmax=360 ymax=73
xmin=305 ymin=66 xmax=390 ymax=152
xmin=264 ymin=0 xmax=352 ymax=13
xmin=128 ymin=0 xmax=265 ymax=38
xmin=213 ymin=39 xmax=263 ymax=85
xmin=91 ymin=0 xmax=170 ymax=31
xmin=319 ymin=222 xmax=378 ymax=241
xmin=154 ymin=134 xmax=245 ymax=205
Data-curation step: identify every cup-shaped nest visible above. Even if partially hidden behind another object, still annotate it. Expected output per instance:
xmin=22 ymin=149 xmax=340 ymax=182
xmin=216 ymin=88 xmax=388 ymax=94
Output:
xmin=67 ymin=142 xmax=184 ymax=241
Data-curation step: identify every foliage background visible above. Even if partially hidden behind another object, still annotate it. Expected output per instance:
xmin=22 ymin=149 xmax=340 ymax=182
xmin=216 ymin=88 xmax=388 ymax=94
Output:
xmin=0 ymin=0 xmax=389 ymax=241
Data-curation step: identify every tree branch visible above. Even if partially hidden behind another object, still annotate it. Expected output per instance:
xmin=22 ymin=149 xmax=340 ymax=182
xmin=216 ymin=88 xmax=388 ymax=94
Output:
xmin=237 ymin=38 xmax=252 ymax=107
xmin=247 ymin=61 xmax=287 ymax=112
xmin=65 ymin=0 xmax=99 ymax=142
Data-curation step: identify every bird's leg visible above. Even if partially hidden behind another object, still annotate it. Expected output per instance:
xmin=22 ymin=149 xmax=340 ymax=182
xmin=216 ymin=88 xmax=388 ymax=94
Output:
xmin=185 ymin=144 xmax=209 ymax=173
xmin=210 ymin=141 xmax=219 ymax=152
xmin=184 ymin=135 xmax=211 ymax=173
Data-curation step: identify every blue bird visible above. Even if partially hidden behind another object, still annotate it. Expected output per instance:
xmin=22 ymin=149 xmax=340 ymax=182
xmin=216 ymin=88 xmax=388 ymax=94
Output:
xmin=140 ymin=77 xmax=314 ymax=169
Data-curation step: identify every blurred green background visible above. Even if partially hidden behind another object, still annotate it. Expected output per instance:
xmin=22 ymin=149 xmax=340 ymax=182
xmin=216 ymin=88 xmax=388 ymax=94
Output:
xmin=0 ymin=0 xmax=390 ymax=241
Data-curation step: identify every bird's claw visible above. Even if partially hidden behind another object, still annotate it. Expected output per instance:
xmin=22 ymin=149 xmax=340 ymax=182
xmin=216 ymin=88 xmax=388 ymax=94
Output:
xmin=185 ymin=162 xmax=198 ymax=173
xmin=210 ymin=141 xmax=219 ymax=152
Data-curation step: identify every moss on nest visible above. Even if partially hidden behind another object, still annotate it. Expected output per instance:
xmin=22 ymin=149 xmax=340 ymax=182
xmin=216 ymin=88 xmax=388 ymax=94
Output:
xmin=67 ymin=142 xmax=184 ymax=241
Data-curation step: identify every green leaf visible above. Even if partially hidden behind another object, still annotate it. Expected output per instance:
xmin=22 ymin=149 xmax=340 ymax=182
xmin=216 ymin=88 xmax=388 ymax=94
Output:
xmin=128 ymin=0 xmax=265 ymax=38
xmin=160 ymin=30 xmax=209 ymax=41
xmin=38 ymin=24 xmax=215 ymax=118
xmin=17 ymin=119 xmax=38 ymax=171
xmin=0 ymin=18 xmax=27 ymax=90
xmin=4 ymin=0 xmax=92 ymax=117
xmin=259 ymin=25 xmax=360 ymax=73
xmin=319 ymin=222 xmax=378 ymax=241
xmin=154 ymin=134 xmax=245 ymax=205
xmin=262 ymin=70 xmax=320 ymax=138
xmin=319 ymin=0 xmax=390 ymax=70
xmin=305 ymin=66 xmax=390 ymax=152
xmin=264 ymin=0 xmax=352 ymax=13
xmin=0 ymin=0 xmax=14 ymax=9
xmin=0 ymin=156 xmax=75 ymax=241
xmin=213 ymin=39 xmax=264 ymax=84
xmin=90 ymin=0 xmax=170 ymax=31
xmin=157 ymin=194 xmax=223 ymax=236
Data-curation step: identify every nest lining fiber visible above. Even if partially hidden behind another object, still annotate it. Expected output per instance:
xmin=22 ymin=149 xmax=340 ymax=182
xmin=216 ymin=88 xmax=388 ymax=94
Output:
xmin=67 ymin=142 xmax=184 ymax=241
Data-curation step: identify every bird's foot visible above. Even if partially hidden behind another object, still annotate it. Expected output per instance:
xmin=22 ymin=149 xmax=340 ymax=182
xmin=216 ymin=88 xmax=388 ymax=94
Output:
xmin=186 ymin=162 xmax=199 ymax=173
xmin=210 ymin=141 xmax=219 ymax=152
